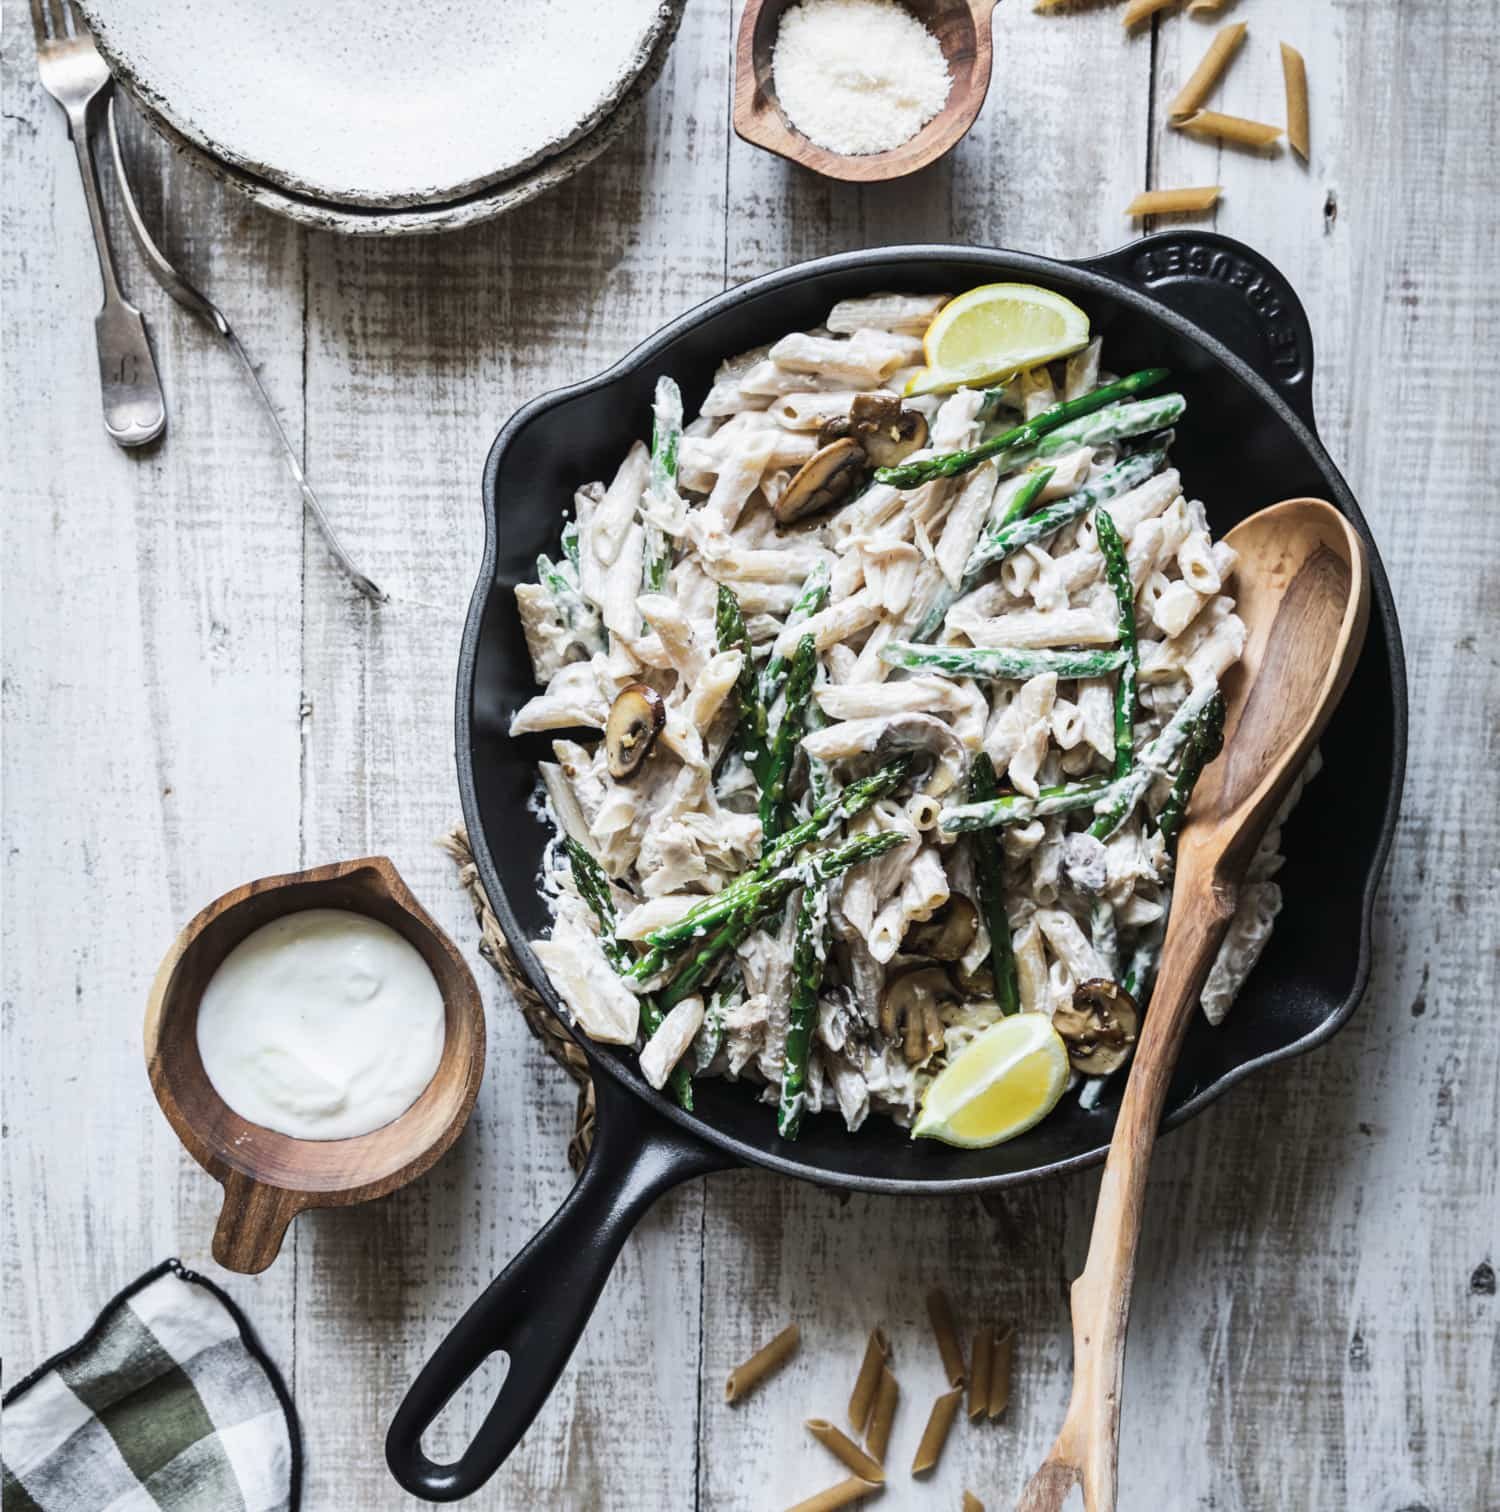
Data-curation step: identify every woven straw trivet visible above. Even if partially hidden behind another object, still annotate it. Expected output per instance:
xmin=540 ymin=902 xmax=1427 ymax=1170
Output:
xmin=440 ymin=824 xmax=595 ymax=1171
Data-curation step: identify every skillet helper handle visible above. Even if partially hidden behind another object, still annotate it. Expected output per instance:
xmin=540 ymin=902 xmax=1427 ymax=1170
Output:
xmin=1018 ymin=868 xmax=1235 ymax=1512
xmin=1082 ymin=231 xmax=1318 ymax=433
xmin=386 ymin=1072 xmax=731 ymax=1502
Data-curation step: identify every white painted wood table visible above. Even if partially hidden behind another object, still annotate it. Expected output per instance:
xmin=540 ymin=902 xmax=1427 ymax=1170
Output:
xmin=4 ymin=2 xmax=1497 ymax=1507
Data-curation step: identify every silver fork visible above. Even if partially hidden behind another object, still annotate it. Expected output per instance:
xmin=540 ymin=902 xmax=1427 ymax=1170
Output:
xmin=31 ymin=0 xmax=165 ymax=447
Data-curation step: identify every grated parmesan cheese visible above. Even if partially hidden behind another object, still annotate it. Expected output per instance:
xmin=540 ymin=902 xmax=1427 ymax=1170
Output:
xmin=771 ymin=0 xmax=953 ymax=156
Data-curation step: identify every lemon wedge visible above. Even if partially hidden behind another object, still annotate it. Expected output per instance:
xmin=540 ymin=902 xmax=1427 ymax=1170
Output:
xmin=912 ymin=1013 xmax=1070 ymax=1148
xmin=905 ymin=283 xmax=1091 ymax=396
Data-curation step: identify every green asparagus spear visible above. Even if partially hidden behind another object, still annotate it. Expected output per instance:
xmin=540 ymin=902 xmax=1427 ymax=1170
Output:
xmin=695 ymin=964 xmax=741 ymax=1073
xmin=777 ymin=879 xmax=830 ymax=1139
xmin=958 ymin=446 xmax=1167 ymax=597
xmin=912 ymin=394 xmax=1184 ymax=498
xmin=536 ymin=551 xmax=602 ymax=645
xmin=760 ymin=634 xmax=816 ymax=840
xmin=1094 ymin=507 xmax=1138 ymax=779
xmin=881 ymin=641 xmax=1129 ymax=681
xmin=642 ymin=377 xmax=683 ymax=598
xmin=566 ymin=839 xmax=692 ymax=1107
xmin=910 ymin=465 xmax=1054 ymax=642
xmin=761 ymin=560 xmax=830 ymax=704
xmin=910 ymin=447 xmax=1166 ymax=645
xmin=803 ymin=666 xmax=838 ymax=811
xmin=717 ymin=585 xmax=774 ymax=789
xmin=655 ymin=831 xmax=905 ymax=1013
xmin=1122 ymin=909 xmax=1166 ymax=1001
xmin=560 ymin=519 xmax=581 ymax=573
xmin=632 ymin=759 xmax=910 ymax=974
xmin=1155 ymin=690 xmax=1227 ymax=849
xmin=564 ymin=838 xmax=624 ymax=962
xmin=967 ymin=754 xmax=1020 ymax=1016
xmin=874 ymin=367 xmax=1171 ymax=489
xmin=941 ymin=776 xmax=1112 ymax=834
xmin=1088 ymin=676 xmax=1221 ymax=842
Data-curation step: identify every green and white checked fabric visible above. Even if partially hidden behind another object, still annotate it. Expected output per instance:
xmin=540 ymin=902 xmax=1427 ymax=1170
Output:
xmin=2 ymin=1260 xmax=300 ymax=1512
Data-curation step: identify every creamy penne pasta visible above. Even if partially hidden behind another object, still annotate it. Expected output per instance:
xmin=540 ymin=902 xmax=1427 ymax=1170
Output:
xmin=514 ymin=295 xmax=1311 ymax=1140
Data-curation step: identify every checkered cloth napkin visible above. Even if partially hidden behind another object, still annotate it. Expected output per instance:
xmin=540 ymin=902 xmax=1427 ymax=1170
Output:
xmin=2 ymin=1260 xmax=300 ymax=1511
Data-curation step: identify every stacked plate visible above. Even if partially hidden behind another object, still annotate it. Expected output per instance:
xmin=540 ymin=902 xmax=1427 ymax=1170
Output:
xmin=79 ymin=0 xmax=687 ymax=234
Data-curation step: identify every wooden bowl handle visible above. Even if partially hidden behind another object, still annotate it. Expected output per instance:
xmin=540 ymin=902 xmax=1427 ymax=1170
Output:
xmin=212 ymin=1170 xmax=304 ymax=1274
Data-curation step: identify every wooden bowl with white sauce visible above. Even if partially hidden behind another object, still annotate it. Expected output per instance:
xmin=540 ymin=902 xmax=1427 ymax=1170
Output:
xmin=145 ymin=857 xmax=485 ymax=1274
xmin=733 ymin=0 xmax=999 ymax=182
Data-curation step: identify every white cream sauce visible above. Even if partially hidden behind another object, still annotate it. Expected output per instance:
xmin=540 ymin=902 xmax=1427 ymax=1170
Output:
xmin=197 ymin=909 xmax=445 ymax=1141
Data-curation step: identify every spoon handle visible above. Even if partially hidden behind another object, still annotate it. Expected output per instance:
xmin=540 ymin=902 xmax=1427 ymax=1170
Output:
xmin=1018 ymin=866 xmax=1236 ymax=1512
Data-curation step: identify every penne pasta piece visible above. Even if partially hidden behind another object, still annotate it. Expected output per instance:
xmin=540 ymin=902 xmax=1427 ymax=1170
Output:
xmin=865 ymin=1365 xmax=899 ymax=1463
xmin=1123 ymin=0 xmax=1176 ymax=28
xmin=963 ymin=1496 xmax=986 ymax=1512
xmin=826 ymin=292 xmax=950 ymax=336
xmin=725 ymin=1323 xmax=800 ymax=1403
xmin=784 ymin=1478 xmax=878 ymax=1512
xmin=1126 ymin=186 xmax=1221 ymax=218
xmin=968 ymin=1323 xmax=994 ymax=1421
xmin=1168 ymin=22 xmax=1247 ymax=120
xmin=925 ymin=1288 xmax=966 ymax=1386
xmin=639 ymin=996 xmax=705 ymax=1090
xmin=1175 ymin=110 xmax=1283 ymax=148
xmin=1281 ymin=42 xmax=1310 ymax=160
xmin=805 ymin=1420 xmax=886 ymax=1484
xmin=911 ymin=1386 xmax=964 ymax=1476
xmin=1187 ymin=0 xmax=1229 ymax=11
xmin=848 ymin=1327 xmax=890 ymax=1433
xmin=987 ymin=1324 xmax=1015 ymax=1418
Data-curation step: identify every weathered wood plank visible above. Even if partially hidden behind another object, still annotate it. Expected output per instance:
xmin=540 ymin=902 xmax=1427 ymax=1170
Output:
xmin=289 ymin=2 xmax=732 ymax=1503
xmin=702 ymin=5 xmax=1152 ymax=1508
xmin=0 ymin=48 xmax=306 ymax=1385
xmin=4 ymin=1 xmax=1498 ymax=1509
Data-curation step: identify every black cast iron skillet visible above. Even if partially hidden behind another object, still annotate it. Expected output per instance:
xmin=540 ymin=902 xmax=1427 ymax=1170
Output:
xmin=387 ymin=235 xmax=1407 ymax=1501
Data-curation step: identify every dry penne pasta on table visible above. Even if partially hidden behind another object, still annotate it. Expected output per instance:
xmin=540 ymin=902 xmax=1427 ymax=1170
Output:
xmin=1122 ymin=0 xmax=1175 ymax=29
xmin=785 ymin=1477 xmax=879 ymax=1512
xmin=515 ymin=281 xmax=1315 ymax=1148
xmin=1126 ymin=186 xmax=1222 ymax=218
xmin=911 ymin=1386 xmax=964 ymax=1475
xmin=1175 ymin=109 xmax=1284 ymax=148
xmin=1281 ymin=42 xmax=1310 ymax=159
xmin=926 ymin=1287 xmax=966 ymax=1386
xmin=1169 ymin=22 xmax=1247 ymax=120
xmin=988 ymin=1323 xmax=1015 ymax=1418
xmin=726 ymin=1323 xmax=800 ymax=1403
xmin=865 ymin=1364 xmax=900 ymax=1463
xmin=848 ymin=1327 xmax=890 ymax=1433
xmin=805 ymin=1420 xmax=886 ymax=1484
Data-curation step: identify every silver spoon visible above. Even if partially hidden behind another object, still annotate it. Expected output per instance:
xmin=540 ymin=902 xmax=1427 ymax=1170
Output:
xmin=105 ymin=98 xmax=385 ymax=603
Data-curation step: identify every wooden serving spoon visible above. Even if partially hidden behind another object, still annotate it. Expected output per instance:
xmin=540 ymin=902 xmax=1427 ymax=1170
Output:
xmin=1017 ymin=498 xmax=1371 ymax=1512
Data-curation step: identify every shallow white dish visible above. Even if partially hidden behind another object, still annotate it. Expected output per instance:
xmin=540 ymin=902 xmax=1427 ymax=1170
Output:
xmin=80 ymin=0 xmax=679 ymax=210
xmin=112 ymin=6 xmax=684 ymax=236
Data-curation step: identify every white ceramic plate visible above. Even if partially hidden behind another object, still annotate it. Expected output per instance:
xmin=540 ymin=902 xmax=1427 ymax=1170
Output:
xmin=115 ymin=7 xmax=683 ymax=238
xmin=80 ymin=0 xmax=678 ymax=209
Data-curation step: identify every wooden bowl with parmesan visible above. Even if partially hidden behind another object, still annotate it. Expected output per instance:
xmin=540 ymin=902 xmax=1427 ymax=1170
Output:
xmin=733 ymin=0 xmax=999 ymax=182
xmin=144 ymin=857 xmax=485 ymax=1274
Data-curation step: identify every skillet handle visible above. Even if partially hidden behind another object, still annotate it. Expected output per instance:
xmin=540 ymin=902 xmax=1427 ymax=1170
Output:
xmin=385 ymin=1070 xmax=733 ymax=1502
xmin=1081 ymin=231 xmax=1318 ymax=434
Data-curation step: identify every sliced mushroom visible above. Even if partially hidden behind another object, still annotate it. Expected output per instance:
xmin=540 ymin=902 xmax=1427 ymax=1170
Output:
xmin=774 ymin=438 xmax=866 ymax=524
xmin=873 ymin=713 xmax=967 ymax=797
xmin=904 ymin=895 xmax=979 ymax=962
xmin=1052 ymin=978 xmax=1140 ymax=1075
xmin=954 ymin=960 xmax=995 ymax=998
xmin=820 ymin=394 xmax=929 ymax=468
xmin=605 ymin=682 xmax=665 ymax=779
xmin=879 ymin=967 xmax=958 ymax=1065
